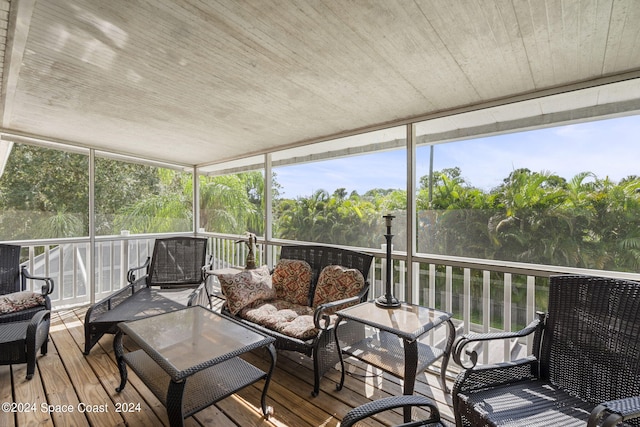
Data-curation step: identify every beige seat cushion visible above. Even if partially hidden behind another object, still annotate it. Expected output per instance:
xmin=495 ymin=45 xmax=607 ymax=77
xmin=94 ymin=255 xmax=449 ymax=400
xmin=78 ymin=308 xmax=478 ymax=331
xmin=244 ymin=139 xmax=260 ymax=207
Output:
xmin=239 ymin=299 xmax=318 ymax=340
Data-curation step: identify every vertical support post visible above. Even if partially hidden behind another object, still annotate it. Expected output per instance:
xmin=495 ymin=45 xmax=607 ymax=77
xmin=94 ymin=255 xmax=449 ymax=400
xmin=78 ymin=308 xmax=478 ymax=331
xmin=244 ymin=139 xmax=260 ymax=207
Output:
xmin=428 ymin=145 xmax=434 ymax=205
xmin=89 ymin=149 xmax=96 ymax=304
xmin=193 ymin=165 xmax=200 ymax=234
xmin=265 ymin=153 xmax=273 ymax=267
xmin=406 ymin=123 xmax=416 ymax=303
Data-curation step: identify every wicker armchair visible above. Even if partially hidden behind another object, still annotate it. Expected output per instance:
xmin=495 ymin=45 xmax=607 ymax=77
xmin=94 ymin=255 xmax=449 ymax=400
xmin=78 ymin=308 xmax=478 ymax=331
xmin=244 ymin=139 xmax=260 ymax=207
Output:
xmin=83 ymin=237 xmax=210 ymax=354
xmin=341 ymin=395 xmax=445 ymax=427
xmin=0 ymin=244 xmax=54 ymax=324
xmin=452 ymin=275 xmax=640 ymax=427
xmin=0 ymin=310 xmax=50 ymax=379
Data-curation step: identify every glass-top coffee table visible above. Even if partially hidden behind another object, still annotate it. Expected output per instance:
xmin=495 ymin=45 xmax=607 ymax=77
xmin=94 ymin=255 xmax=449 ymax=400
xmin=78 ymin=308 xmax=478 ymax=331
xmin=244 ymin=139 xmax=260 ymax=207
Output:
xmin=114 ymin=305 xmax=276 ymax=427
xmin=335 ymin=301 xmax=454 ymax=422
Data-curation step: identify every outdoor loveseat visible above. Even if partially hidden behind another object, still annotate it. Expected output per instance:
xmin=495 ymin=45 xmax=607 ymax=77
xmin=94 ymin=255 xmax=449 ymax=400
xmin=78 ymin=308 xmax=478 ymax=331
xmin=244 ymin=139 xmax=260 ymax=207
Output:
xmin=219 ymin=244 xmax=373 ymax=396
xmin=452 ymin=274 xmax=640 ymax=427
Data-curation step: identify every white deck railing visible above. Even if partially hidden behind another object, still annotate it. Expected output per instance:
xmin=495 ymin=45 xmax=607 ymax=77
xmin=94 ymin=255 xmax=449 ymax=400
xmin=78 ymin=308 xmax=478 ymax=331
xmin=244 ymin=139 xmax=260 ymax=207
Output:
xmin=11 ymin=233 xmax=640 ymax=369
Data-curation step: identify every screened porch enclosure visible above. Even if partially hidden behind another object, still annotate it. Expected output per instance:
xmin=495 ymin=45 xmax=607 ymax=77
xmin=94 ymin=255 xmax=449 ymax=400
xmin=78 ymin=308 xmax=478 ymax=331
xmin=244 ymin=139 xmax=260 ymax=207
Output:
xmin=0 ymin=3 xmax=640 ymax=425
xmin=4 ymin=73 xmax=640 ymax=377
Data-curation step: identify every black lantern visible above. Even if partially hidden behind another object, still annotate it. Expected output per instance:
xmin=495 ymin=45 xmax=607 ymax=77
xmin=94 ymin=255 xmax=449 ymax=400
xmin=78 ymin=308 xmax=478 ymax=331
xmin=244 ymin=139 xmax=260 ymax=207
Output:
xmin=376 ymin=214 xmax=400 ymax=308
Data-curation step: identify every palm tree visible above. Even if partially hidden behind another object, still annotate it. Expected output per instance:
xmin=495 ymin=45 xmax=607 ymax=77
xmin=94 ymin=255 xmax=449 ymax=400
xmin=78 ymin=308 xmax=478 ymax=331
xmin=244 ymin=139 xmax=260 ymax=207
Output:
xmin=274 ymin=189 xmax=382 ymax=247
xmin=115 ymin=193 xmax=191 ymax=233
xmin=588 ymin=176 xmax=640 ymax=271
xmin=34 ymin=209 xmax=85 ymax=238
xmin=489 ymin=169 xmax=566 ymax=264
xmin=199 ymin=172 xmax=263 ymax=235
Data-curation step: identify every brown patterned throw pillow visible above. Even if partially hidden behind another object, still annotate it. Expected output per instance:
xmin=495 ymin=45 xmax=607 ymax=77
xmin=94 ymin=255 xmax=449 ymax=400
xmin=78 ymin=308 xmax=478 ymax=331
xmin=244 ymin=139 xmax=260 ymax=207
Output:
xmin=272 ymin=259 xmax=312 ymax=305
xmin=219 ymin=265 xmax=274 ymax=315
xmin=313 ymin=265 xmax=364 ymax=314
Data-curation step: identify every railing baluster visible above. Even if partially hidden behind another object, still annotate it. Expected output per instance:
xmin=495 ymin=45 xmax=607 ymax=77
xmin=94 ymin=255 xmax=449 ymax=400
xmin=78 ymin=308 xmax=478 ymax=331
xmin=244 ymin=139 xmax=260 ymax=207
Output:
xmin=28 ymin=246 xmax=36 ymax=292
xmin=503 ymin=273 xmax=512 ymax=362
xmin=482 ymin=270 xmax=490 ymax=364
xmin=58 ymin=244 xmax=65 ymax=299
xmin=121 ymin=239 xmax=128 ymax=291
xmin=445 ymin=265 xmax=453 ymax=314
xmin=72 ymin=243 xmax=78 ymax=298
xmin=98 ymin=241 xmax=104 ymax=294
xmin=398 ymin=259 xmax=406 ymax=302
xmin=526 ymin=275 xmax=536 ymax=352
xmin=428 ymin=264 xmax=436 ymax=309
xmin=463 ymin=268 xmax=471 ymax=335
xmin=221 ymin=238 xmax=226 ymax=268
xmin=411 ymin=261 xmax=420 ymax=304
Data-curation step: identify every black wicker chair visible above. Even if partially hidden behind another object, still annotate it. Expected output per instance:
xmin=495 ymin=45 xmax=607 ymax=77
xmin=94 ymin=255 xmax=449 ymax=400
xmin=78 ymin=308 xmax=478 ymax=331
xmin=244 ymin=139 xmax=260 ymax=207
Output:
xmin=452 ymin=275 xmax=640 ymax=427
xmin=221 ymin=244 xmax=374 ymax=396
xmin=83 ymin=237 xmax=210 ymax=354
xmin=0 ymin=244 xmax=54 ymax=324
xmin=341 ymin=395 xmax=445 ymax=427
xmin=0 ymin=309 xmax=50 ymax=379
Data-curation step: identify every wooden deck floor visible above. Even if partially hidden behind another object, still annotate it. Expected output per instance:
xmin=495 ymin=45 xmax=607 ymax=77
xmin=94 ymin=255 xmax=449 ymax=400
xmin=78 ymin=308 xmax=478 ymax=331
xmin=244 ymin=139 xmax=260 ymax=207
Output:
xmin=1 ymin=299 xmax=455 ymax=427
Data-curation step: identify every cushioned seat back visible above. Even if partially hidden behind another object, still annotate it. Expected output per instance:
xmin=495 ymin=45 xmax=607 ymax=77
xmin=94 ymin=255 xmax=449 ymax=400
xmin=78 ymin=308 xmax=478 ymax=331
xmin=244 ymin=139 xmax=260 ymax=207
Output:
xmin=541 ymin=275 xmax=640 ymax=405
xmin=279 ymin=245 xmax=373 ymax=306
xmin=0 ymin=244 xmax=22 ymax=295
xmin=147 ymin=237 xmax=207 ymax=287
xmin=313 ymin=265 xmax=365 ymax=314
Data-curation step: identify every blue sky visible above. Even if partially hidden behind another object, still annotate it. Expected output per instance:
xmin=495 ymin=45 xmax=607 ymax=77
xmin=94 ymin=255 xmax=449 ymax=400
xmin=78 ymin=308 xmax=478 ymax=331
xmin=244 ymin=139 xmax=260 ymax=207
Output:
xmin=275 ymin=115 xmax=640 ymax=198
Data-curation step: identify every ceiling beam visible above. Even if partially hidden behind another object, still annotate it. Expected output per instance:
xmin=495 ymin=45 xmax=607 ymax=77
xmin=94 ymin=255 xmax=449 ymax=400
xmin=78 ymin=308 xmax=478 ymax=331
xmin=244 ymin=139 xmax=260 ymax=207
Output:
xmin=1 ymin=0 xmax=35 ymax=127
xmin=418 ymin=98 xmax=640 ymax=146
xmin=196 ymin=69 xmax=640 ymax=170
xmin=0 ymin=127 xmax=193 ymax=171
xmin=0 ymin=0 xmax=35 ymax=177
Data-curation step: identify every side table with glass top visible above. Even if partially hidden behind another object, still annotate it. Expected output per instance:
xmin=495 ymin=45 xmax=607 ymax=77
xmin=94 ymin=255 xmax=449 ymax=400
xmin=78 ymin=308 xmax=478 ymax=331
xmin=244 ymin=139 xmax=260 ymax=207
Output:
xmin=114 ymin=305 xmax=276 ymax=427
xmin=335 ymin=301 xmax=454 ymax=421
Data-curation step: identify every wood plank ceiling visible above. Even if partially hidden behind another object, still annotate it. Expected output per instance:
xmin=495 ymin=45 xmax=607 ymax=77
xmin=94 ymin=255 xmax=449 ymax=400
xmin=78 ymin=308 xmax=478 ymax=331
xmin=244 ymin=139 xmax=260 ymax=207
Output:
xmin=0 ymin=0 xmax=639 ymax=168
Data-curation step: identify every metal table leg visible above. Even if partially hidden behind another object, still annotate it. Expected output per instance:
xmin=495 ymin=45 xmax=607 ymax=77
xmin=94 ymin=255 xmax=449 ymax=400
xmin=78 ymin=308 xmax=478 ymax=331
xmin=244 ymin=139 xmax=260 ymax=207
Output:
xmin=166 ymin=380 xmax=186 ymax=427
xmin=334 ymin=317 xmax=346 ymax=391
xmin=403 ymin=339 xmax=419 ymax=423
xmin=261 ymin=343 xmax=277 ymax=418
xmin=439 ymin=319 xmax=456 ymax=393
xmin=114 ymin=330 xmax=128 ymax=392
